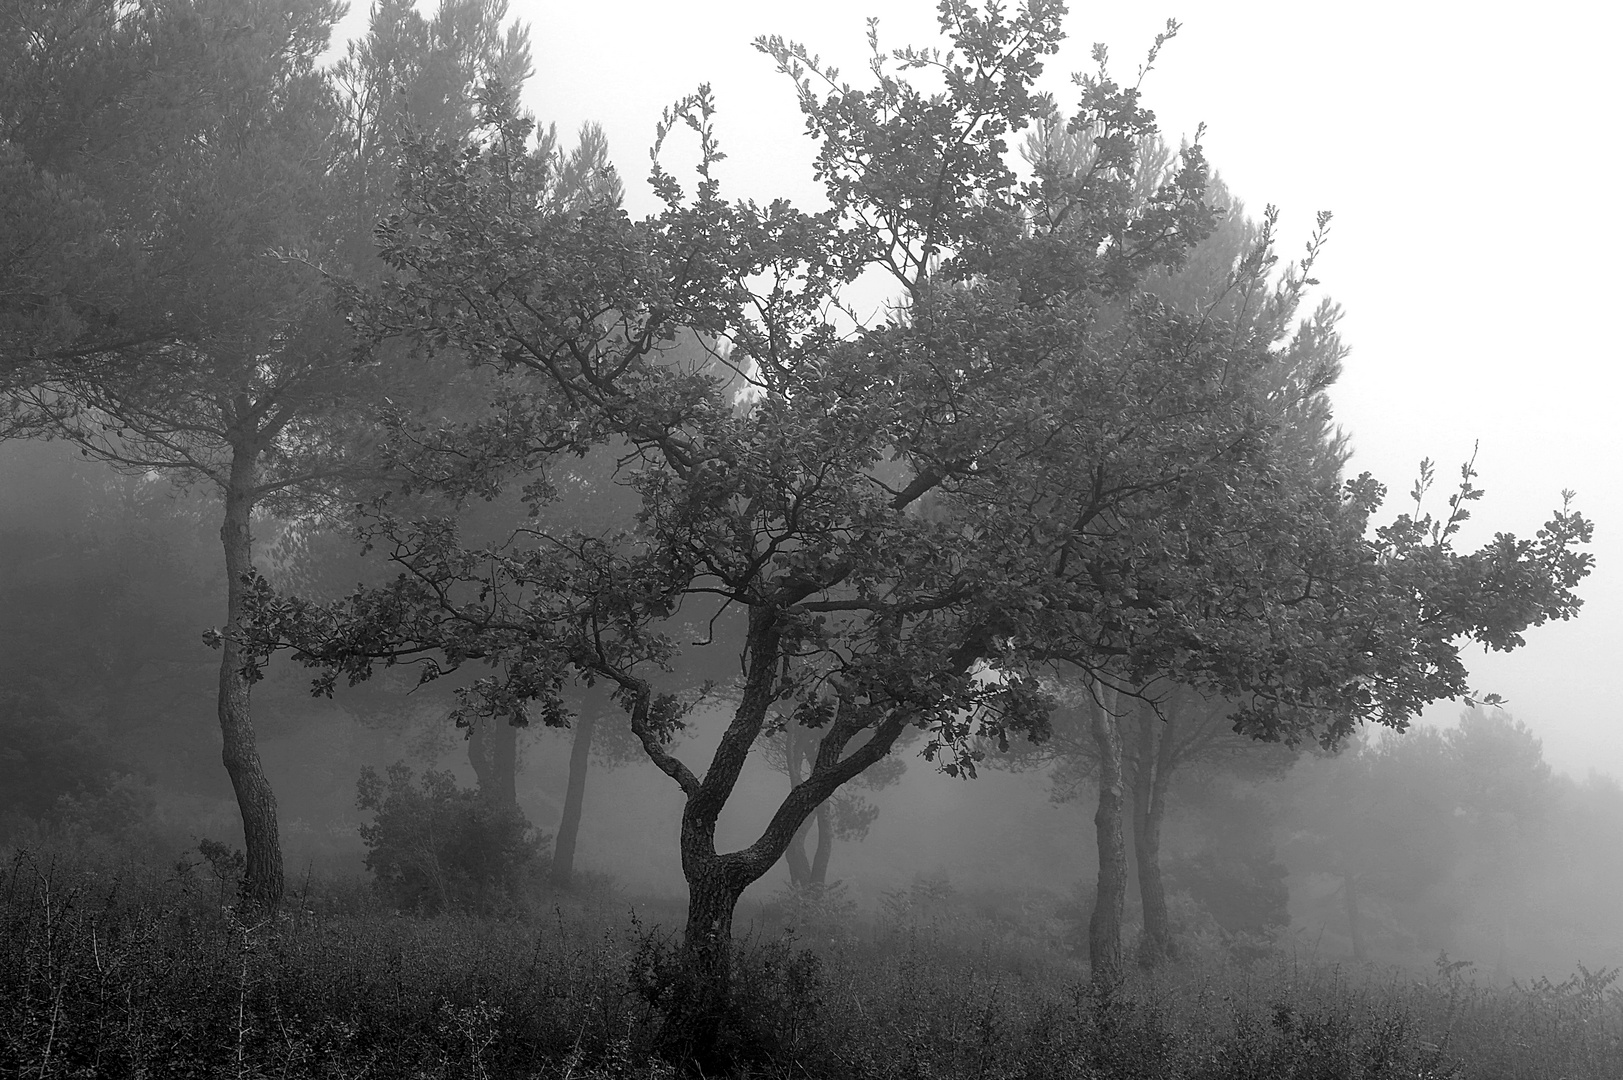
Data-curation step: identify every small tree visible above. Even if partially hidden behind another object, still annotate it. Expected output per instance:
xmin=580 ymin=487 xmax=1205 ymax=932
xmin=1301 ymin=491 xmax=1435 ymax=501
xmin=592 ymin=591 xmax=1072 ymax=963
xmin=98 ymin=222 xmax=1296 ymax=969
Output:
xmin=356 ymin=761 xmax=548 ymax=914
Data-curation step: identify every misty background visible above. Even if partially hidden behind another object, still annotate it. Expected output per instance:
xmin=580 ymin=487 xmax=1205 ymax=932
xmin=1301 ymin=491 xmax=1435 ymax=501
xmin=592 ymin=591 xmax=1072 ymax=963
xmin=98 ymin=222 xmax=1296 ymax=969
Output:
xmin=4 ymin=430 xmax=1619 ymax=978
xmin=5 ymin=0 xmax=1620 ymax=987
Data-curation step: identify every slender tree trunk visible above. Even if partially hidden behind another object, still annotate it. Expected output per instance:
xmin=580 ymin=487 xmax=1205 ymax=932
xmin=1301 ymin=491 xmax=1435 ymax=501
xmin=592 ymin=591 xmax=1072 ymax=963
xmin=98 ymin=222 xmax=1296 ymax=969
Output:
xmin=784 ymin=815 xmax=814 ymax=886
xmin=782 ymin=733 xmax=813 ymax=885
xmin=468 ymin=719 xmax=492 ymax=790
xmin=467 ymin=718 xmax=519 ymax=807
xmin=808 ymin=802 xmax=832 ymax=885
xmin=550 ymin=711 xmax=595 ymax=887
xmin=1088 ymin=682 xmax=1127 ymax=987
xmin=492 ymin=718 xmax=517 ymax=806
xmin=1131 ymin=708 xmax=1162 ymax=965
xmin=1343 ymin=870 xmax=1366 ymax=961
xmin=219 ymin=444 xmax=282 ymax=911
xmin=1134 ymin=697 xmax=1180 ymax=967
xmin=780 ymin=800 xmax=835 ymax=887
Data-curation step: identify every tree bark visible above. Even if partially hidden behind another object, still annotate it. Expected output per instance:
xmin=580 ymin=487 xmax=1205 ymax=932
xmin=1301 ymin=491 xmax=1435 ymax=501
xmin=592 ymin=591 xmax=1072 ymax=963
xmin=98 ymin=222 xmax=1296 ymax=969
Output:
xmin=665 ymin=853 xmax=751 ymax=1067
xmin=1133 ymin=695 xmax=1180 ymax=967
xmin=1088 ymin=681 xmax=1127 ymax=987
xmin=550 ymin=710 xmax=595 ymax=887
xmin=219 ymin=443 xmax=282 ymax=911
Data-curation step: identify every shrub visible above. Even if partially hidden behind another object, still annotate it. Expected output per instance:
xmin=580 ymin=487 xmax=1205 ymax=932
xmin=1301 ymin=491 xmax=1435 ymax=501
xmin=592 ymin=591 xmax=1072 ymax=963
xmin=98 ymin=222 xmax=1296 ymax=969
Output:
xmin=0 ymin=695 xmax=117 ymax=830
xmin=355 ymin=762 xmax=548 ymax=914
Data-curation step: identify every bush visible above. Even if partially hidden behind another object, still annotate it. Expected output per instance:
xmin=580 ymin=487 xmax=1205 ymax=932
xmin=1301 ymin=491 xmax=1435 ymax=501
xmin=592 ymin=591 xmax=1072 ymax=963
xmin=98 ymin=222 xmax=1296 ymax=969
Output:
xmin=356 ymin=762 xmax=549 ymax=915
xmin=0 ymin=695 xmax=118 ymax=830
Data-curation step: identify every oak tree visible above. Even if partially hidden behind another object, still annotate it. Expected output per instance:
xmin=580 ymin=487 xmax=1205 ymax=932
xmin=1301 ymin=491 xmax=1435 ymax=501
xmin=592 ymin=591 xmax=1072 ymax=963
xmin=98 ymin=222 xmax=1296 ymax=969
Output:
xmin=242 ymin=0 xmax=1591 ymax=1056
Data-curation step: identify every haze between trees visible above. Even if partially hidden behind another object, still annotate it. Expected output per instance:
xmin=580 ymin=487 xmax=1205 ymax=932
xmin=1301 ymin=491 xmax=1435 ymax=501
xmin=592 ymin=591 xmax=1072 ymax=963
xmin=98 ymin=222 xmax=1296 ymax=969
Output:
xmin=1 ymin=0 xmax=1593 ymax=1065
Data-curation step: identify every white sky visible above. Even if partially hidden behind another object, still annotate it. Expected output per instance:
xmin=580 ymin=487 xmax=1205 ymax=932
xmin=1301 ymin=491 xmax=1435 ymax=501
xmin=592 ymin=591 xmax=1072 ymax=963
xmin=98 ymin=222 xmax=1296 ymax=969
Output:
xmin=331 ymin=1 xmax=1623 ymax=778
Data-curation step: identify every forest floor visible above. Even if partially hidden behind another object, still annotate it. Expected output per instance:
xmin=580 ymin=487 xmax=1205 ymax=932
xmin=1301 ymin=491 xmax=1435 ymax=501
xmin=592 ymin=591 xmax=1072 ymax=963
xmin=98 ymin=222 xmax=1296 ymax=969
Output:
xmin=2 ymin=841 xmax=1620 ymax=1079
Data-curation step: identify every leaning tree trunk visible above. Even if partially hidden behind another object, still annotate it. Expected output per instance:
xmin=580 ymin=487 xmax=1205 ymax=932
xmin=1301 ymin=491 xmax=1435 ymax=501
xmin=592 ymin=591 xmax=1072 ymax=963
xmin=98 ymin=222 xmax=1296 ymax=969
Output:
xmin=219 ymin=444 xmax=282 ymax=911
xmin=550 ymin=710 xmax=595 ymax=887
xmin=1088 ymin=682 xmax=1127 ymax=987
xmin=1133 ymin=696 xmax=1180 ymax=967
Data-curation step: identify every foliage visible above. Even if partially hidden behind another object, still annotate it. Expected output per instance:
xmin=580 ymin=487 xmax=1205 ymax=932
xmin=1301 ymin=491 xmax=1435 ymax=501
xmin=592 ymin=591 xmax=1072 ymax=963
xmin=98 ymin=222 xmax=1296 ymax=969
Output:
xmin=1167 ymin=849 xmax=1289 ymax=939
xmin=355 ymin=761 xmax=548 ymax=914
xmin=222 ymin=0 xmax=1592 ymax=1051
xmin=1278 ymin=708 xmax=1596 ymax=972
xmin=0 ymin=696 xmax=116 ymax=827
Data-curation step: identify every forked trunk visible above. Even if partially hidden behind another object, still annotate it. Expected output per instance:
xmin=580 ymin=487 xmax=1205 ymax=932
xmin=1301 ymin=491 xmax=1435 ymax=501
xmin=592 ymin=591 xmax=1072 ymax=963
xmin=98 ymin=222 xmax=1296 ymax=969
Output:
xmin=550 ymin=710 xmax=595 ymax=887
xmin=1088 ymin=682 xmax=1127 ymax=987
xmin=647 ymin=606 xmax=914 ymax=1067
xmin=219 ymin=446 xmax=282 ymax=911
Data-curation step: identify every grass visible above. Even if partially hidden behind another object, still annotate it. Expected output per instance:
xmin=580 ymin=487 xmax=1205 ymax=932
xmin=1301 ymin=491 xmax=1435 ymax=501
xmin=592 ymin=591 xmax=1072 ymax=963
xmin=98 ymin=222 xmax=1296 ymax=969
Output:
xmin=2 ymin=844 xmax=1620 ymax=1079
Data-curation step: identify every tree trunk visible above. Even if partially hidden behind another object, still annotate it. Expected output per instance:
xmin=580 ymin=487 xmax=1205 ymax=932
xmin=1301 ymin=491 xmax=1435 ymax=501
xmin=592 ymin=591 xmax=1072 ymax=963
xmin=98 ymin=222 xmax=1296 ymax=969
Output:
xmin=808 ymin=801 xmax=832 ymax=885
xmin=492 ymin=717 xmax=517 ymax=806
xmin=468 ymin=719 xmax=492 ymax=790
xmin=550 ymin=711 xmax=594 ymax=888
xmin=1088 ymin=682 xmax=1127 ymax=987
xmin=779 ymin=726 xmax=834 ymax=888
xmin=783 ymin=732 xmax=814 ymax=886
xmin=467 ymin=717 xmax=519 ymax=807
xmin=784 ymin=815 xmax=814 ymax=886
xmin=641 ymin=605 xmax=913 ymax=1066
xmin=1134 ymin=697 xmax=1179 ymax=967
xmin=783 ymin=798 xmax=832 ymax=886
xmin=1344 ymin=870 xmax=1366 ymax=961
xmin=219 ymin=445 xmax=282 ymax=911
xmin=663 ymin=852 xmax=750 ymax=1068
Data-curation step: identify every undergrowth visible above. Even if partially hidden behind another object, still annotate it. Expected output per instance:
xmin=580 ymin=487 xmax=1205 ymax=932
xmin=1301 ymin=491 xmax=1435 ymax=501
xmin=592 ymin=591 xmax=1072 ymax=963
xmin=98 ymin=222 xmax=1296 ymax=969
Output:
xmin=2 ymin=845 xmax=1619 ymax=1078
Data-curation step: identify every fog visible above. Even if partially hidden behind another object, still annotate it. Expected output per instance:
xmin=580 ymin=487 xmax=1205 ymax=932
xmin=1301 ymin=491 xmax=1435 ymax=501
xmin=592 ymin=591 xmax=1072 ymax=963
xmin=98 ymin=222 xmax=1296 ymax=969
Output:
xmin=476 ymin=0 xmax=1623 ymax=779
xmin=6 ymin=15 xmax=1623 ymax=1073
xmin=5 ymin=438 xmax=1620 ymax=980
